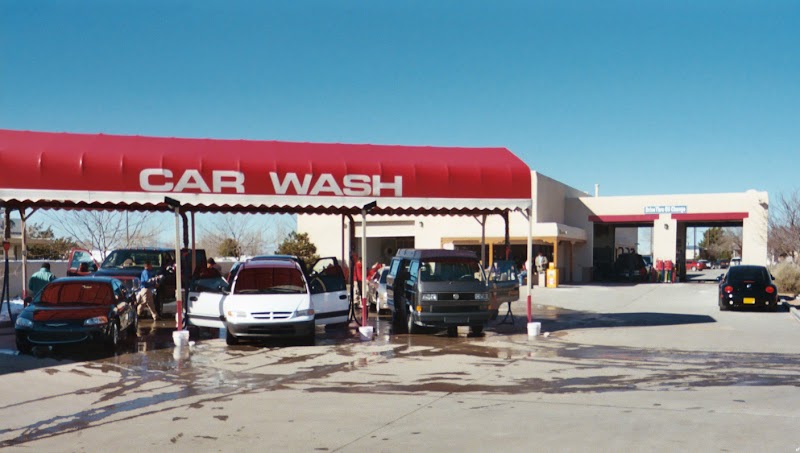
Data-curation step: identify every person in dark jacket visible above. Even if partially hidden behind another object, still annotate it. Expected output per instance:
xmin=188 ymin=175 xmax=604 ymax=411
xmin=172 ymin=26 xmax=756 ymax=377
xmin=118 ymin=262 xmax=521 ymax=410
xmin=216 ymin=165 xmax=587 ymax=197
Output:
xmin=28 ymin=263 xmax=56 ymax=297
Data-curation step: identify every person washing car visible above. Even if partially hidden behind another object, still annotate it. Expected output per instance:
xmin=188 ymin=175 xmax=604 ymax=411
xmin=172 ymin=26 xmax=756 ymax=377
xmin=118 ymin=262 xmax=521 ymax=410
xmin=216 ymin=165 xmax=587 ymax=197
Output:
xmin=137 ymin=261 xmax=160 ymax=321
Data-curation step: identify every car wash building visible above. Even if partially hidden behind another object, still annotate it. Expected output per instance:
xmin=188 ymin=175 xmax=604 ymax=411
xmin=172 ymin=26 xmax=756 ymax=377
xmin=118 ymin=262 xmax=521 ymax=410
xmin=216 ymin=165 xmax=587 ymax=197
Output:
xmin=299 ymin=172 xmax=769 ymax=284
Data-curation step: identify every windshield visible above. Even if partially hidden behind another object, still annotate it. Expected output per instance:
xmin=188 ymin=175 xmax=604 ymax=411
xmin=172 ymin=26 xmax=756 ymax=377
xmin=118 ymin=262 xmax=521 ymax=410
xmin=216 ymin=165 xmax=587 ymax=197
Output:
xmin=234 ymin=267 xmax=307 ymax=294
xmin=102 ymin=250 xmax=170 ymax=270
xmin=36 ymin=281 xmax=115 ymax=305
xmin=418 ymin=258 xmax=486 ymax=283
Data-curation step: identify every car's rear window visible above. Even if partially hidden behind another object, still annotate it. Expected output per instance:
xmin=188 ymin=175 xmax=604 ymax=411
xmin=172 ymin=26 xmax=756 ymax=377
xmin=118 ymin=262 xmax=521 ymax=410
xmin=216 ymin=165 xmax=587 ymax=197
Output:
xmin=38 ymin=282 xmax=114 ymax=305
xmin=728 ymin=266 xmax=770 ymax=284
xmin=234 ymin=268 xmax=306 ymax=294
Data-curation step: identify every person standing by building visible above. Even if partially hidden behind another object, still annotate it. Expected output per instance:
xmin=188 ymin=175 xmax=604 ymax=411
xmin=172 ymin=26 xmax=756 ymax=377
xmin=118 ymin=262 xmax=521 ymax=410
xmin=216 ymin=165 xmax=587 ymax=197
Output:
xmin=28 ymin=262 xmax=55 ymax=298
xmin=137 ymin=261 xmax=160 ymax=321
xmin=664 ymin=259 xmax=674 ymax=283
xmin=535 ymin=252 xmax=548 ymax=273
xmin=655 ymin=259 xmax=664 ymax=283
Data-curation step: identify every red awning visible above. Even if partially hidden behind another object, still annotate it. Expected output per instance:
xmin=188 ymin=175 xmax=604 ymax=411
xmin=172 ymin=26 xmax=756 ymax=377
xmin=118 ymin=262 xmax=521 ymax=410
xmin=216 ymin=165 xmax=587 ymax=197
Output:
xmin=0 ymin=129 xmax=531 ymax=215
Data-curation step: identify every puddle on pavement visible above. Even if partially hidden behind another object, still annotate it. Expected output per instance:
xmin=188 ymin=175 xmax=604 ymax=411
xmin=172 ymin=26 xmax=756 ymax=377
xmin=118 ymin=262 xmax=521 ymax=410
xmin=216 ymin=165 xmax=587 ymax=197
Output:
xmin=4 ymin=307 xmax=800 ymax=448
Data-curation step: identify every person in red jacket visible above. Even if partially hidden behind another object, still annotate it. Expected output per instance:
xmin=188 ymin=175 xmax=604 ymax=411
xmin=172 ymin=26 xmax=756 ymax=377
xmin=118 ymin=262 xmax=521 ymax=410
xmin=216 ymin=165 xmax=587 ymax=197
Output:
xmin=664 ymin=259 xmax=674 ymax=283
xmin=655 ymin=259 xmax=664 ymax=283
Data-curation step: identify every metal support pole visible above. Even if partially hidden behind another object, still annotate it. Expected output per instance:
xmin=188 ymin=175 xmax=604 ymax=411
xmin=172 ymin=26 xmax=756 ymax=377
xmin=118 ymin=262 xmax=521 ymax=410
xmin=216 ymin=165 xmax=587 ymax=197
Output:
xmin=174 ymin=207 xmax=183 ymax=330
xmin=191 ymin=211 xmax=196 ymax=276
xmin=527 ymin=204 xmax=533 ymax=323
xmin=361 ymin=208 xmax=368 ymax=328
xmin=20 ymin=209 xmax=28 ymax=300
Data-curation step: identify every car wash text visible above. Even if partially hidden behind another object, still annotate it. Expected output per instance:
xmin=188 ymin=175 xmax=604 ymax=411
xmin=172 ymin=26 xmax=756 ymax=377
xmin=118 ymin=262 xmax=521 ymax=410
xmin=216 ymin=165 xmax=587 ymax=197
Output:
xmin=139 ymin=169 xmax=403 ymax=197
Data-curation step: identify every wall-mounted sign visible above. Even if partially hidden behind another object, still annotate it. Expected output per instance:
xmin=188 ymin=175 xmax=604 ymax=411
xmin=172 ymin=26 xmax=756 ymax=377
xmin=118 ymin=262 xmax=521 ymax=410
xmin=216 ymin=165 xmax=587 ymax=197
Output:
xmin=644 ymin=205 xmax=688 ymax=214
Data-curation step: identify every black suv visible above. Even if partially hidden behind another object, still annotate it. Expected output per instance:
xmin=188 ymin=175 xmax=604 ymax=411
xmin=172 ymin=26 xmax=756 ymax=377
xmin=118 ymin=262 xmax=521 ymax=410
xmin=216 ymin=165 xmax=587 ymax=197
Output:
xmin=386 ymin=249 xmax=491 ymax=336
xmin=91 ymin=247 xmax=207 ymax=317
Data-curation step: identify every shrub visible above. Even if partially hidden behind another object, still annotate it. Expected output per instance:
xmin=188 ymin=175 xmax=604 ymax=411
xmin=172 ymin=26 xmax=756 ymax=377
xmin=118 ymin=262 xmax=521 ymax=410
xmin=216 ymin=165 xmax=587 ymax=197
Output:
xmin=770 ymin=262 xmax=800 ymax=296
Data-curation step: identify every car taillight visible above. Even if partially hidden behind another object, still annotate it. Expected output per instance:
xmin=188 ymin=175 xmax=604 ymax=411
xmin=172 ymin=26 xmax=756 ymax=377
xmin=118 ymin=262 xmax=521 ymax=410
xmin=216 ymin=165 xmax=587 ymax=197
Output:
xmin=765 ymin=286 xmax=775 ymax=294
xmin=723 ymin=285 xmax=733 ymax=293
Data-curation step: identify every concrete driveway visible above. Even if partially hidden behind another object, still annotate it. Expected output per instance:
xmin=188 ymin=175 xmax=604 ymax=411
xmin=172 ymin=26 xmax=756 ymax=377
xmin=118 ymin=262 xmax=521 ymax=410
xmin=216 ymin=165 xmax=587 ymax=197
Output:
xmin=1 ymin=282 xmax=799 ymax=452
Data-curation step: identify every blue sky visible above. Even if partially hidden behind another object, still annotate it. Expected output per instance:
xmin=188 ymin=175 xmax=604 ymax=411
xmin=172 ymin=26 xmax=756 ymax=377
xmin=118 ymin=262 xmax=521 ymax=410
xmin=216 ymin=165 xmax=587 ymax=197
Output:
xmin=2 ymin=0 xmax=798 ymax=201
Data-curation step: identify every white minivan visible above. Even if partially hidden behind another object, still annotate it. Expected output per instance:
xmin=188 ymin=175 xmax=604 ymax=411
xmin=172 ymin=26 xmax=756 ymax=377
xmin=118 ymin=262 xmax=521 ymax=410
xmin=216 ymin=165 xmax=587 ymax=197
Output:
xmin=186 ymin=256 xmax=349 ymax=345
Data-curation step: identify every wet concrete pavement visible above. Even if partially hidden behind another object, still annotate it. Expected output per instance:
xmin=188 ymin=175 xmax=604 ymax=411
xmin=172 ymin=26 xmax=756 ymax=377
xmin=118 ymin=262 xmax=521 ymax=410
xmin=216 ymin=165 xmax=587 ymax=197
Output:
xmin=1 ymin=282 xmax=800 ymax=451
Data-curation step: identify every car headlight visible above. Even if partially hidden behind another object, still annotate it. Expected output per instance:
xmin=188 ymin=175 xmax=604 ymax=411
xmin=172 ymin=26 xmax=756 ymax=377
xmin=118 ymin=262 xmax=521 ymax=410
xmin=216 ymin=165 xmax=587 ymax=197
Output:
xmin=226 ymin=311 xmax=247 ymax=318
xmin=294 ymin=308 xmax=315 ymax=318
xmin=475 ymin=293 xmax=490 ymax=301
xmin=15 ymin=317 xmax=33 ymax=329
xmin=421 ymin=293 xmax=438 ymax=301
xmin=84 ymin=316 xmax=109 ymax=326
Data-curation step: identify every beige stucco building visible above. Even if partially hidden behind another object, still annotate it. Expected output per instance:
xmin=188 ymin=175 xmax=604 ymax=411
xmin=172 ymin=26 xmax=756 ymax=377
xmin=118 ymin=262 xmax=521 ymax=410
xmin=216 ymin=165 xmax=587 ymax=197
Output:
xmin=298 ymin=171 xmax=769 ymax=283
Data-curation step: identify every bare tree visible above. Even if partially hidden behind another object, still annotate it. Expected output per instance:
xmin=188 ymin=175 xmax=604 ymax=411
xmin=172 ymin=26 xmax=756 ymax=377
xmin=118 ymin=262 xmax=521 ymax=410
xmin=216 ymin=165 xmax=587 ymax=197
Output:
xmin=722 ymin=226 xmax=743 ymax=258
xmin=769 ymin=190 xmax=800 ymax=261
xmin=197 ymin=214 xmax=293 ymax=258
xmin=47 ymin=210 xmax=166 ymax=259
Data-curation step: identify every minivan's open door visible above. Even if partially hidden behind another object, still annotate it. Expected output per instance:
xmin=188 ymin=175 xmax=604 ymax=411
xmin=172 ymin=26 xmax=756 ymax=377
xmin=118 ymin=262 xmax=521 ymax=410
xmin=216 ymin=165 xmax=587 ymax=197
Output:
xmin=186 ymin=276 xmax=229 ymax=329
xmin=307 ymin=257 xmax=349 ymax=325
xmin=487 ymin=260 xmax=520 ymax=319
xmin=66 ymin=248 xmax=99 ymax=276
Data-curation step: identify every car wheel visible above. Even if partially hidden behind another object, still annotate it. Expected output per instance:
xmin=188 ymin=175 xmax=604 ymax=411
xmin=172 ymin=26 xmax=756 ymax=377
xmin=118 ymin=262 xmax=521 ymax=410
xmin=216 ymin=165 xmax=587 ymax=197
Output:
xmin=691 ymin=266 xmax=697 ymax=271
xmin=719 ymin=302 xmax=728 ymax=311
xmin=469 ymin=325 xmax=484 ymax=336
xmin=16 ymin=336 xmax=32 ymax=355
xmin=406 ymin=306 xmax=420 ymax=334
xmin=106 ymin=321 xmax=121 ymax=351
xmin=225 ymin=329 xmax=239 ymax=346
xmin=446 ymin=326 xmax=458 ymax=337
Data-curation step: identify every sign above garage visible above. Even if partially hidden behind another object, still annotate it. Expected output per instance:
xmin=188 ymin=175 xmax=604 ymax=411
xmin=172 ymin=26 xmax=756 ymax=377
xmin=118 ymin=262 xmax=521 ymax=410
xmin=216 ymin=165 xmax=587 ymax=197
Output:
xmin=644 ymin=205 xmax=688 ymax=214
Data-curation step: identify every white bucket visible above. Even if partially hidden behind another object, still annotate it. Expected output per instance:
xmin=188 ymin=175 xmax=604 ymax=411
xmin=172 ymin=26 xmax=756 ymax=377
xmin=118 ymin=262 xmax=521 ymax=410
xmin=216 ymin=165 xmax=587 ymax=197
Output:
xmin=527 ymin=322 xmax=541 ymax=337
xmin=358 ymin=326 xmax=374 ymax=341
xmin=172 ymin=330 xmax=190 ymax=347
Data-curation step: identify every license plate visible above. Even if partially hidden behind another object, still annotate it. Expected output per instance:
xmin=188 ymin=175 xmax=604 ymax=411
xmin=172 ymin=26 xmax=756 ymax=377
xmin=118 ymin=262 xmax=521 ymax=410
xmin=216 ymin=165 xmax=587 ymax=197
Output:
xmin=743 ymin=297 xmax=756 ymax=304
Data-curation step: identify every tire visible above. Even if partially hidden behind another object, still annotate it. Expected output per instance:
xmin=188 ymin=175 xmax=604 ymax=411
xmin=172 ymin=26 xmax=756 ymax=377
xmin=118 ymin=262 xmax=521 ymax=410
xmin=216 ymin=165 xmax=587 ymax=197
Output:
xmin=406 ymin=306 xmax=420 ymax=335
xmin=225 ymin=329 xmax=239 ymax=345
xmin=446 ymin=326 xmax=458 ymax=337
xmin=106 ymin=321 xmax=121 ymax=351
xmin=16 ymin=336 xmax=32 ymax=355
xmin=719 ymin=303 xmax=728 ymax=311
xmin=691 ymin=266 xmax=697 ymax=271
xmin=469 ymin=325 xmax=484 ymax=336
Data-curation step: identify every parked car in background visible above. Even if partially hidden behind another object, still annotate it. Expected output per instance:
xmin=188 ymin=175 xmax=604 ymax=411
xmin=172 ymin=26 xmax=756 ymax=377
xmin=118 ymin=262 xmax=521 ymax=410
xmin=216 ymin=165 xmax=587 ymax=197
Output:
xmin=612 ymin=253 xmax=649 ymax=282
xmin=718 ymin=265 xmax=778 ymax=311
xmin=697 ymin=259 xmax=711 ymax=270
xmin=367 ymin=266 xmax=390 ymax=311
xmin=187 ymin=256 xmax=348 ymax=345
xmin=15 ymin=277 xmax=138 ymax=354
xmin=730 ymin=258 xmax=742 ymax=267
xmin=711 ymin=259 xmax=730 ymax=269
xmin=686 ymin=259 xmax=708 ymax=271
